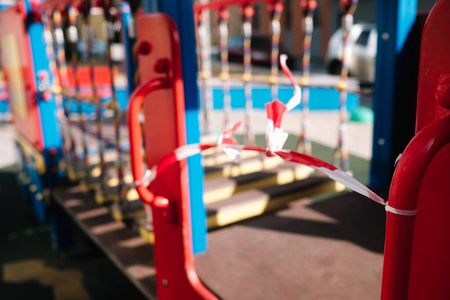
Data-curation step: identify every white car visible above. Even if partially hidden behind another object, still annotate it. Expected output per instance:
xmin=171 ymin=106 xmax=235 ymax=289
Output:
xmin=325 ymin=23 xmax=377 ymax=84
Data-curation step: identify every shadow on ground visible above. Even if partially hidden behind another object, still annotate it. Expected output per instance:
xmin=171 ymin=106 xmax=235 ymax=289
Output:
xmin=0 ymin=166 xmax=146 ymax=300
xmin=241 ymin=190 xmax=387 ymax=254
xmin=220 ymin=134 xmax=383 ymax=252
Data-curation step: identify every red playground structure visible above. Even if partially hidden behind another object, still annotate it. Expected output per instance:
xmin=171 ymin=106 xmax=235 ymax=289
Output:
xmin=382 ymin=0 xmax=450 ymax=298
xmin=1 ymin=0 xmax=450 ymax=299
xmin=126 ymin=2 xmax=450 ymax=298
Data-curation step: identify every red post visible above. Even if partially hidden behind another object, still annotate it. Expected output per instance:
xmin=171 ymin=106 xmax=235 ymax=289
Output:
xmin=128 ymin=13 xmax=217 ymax=300
xmin=381 ymin=1 xmax=450 ymax=298
xmin=381 ymin=116 xmax=450 ymax=299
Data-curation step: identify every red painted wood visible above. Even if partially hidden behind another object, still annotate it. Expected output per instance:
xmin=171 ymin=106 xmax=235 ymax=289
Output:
xmin=0 ymin=5 xmax=43 ymax=150
xmin=130 ymin=13 xmax=217 ymax=300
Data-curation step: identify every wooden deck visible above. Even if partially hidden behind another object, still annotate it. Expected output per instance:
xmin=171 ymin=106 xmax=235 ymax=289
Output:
xmin=53 ymin=184 xmax=387 ymax=300
xmin=52 ymin=184 xmax=157 ymax=300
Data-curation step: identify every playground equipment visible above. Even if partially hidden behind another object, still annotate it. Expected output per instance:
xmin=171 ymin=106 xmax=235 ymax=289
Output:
xmin=331 ymin=0 xmax=358 ymax=171
xmin=37 ymin=2 xmax=137 ymax=221
xmin=0 ymin=71 xmax=9 ymax=123
xmin=296 ymin=0 xmax=316 ymax=155
xmin=2 ymin=0 xmax=450 ymax=299
xmin=187 ymin=0 xmax=369 ymax=234
xmin=0 ymin=1 xmax=12 ymax=123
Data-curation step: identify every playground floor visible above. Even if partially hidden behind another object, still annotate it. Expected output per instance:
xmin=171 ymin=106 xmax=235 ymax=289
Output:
xmin=196 ymin=190 xmax=386 ymax=300
xmin=0 ymin=109 xmax=384 ymax=299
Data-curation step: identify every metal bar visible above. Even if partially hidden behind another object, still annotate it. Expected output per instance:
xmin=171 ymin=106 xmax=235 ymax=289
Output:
xmin=83 ymin=8 xmax=106 ymax=189
xmin=197 ymin=8 xmax=214 ymax=135
xmin=268 ymin=1 xmax=283 ymax=101
xmin=52 ymin=10 xmax=79 ymax=168
xmin=332 ymin=0 xmax=358 ymax=172
xmin=41 ymin=13 xmax=69 ymax=164
xmin=218 ymin=8 xmax=232 ymax=131
xmin=242 ymin=4 xmax=254 ymax=145
xmin=297 ymin=0 xmax=317 ymax=155
xmin=105 ymin=4 xmax=126 ymax=202
xmin=67 ymin=6 xmax=89 ymax=179
xmin=194 ymin=0 xmax=277 ymax=13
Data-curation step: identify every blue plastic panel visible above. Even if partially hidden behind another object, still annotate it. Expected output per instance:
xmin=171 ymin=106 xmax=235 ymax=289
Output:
xmin=370 ymin=0 xmax=417 ymax=188
xmin=144 ymin=0 xmax=207 ymax=254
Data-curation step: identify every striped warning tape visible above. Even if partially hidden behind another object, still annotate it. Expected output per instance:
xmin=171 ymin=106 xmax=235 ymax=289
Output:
xmin=133 ymin=54 xmax=385 ymax=208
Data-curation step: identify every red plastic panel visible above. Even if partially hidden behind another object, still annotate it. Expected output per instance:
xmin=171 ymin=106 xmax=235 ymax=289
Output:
xmin=415 ymin=0 xmax=450 ymax=132
xmin=382 ymin=2 xmax=450 ymax=298
xmin=133 ymin=14 xmax=217 ymax=300
xmin=382 ymin=116 xmax=450 ymax=300
xmin=67 ymin=66 xmax=112 ymax=86
xmin=136 ymin=17 xmax=182 ymax=168
xmin=0 ymin=5 xmax=43 ymax=149
xmin=407 ymin=143 xmax=450 ymax=299
xmin=67 ymin=66 xmax=113 ymax=98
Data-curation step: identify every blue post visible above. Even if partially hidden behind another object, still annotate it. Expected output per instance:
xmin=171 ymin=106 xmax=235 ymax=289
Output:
xmin=370 ymin=0 xmax=417 ymax=188
xmin=24 ymin=0 xmax=72 ymax=250
xmin=144 ymin=0 xmax=207 ymax=254
xmin=120 ymin=2 xmax=137 ymax=96
xmin=28 ymin=21 xmax=62 ymax=151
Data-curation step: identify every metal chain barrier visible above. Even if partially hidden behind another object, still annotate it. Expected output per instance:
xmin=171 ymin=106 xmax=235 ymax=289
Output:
xmin=268 ymin=0 xmax=283 ymax=101
xmin=297 ymin=0 xmax=317 ymax=155
xmin=41 ymin=12 xmax=70 ymax=167
xmin=332 ymin=0 xmax=359 ymax=171
xmin=85 ymin=8 xmax=108 ymax=191
xmin=53 ymin=10 xmax=80 ymax=171
xmin=67 ymin=5 xmax=90 ymax=180
xmin=217 ymin=8 xmax=232 ymax=131
xmin=197 ymin=9 xmax=214 ymax=136
xmin=242 ymin=4 xmax=255 ymax=145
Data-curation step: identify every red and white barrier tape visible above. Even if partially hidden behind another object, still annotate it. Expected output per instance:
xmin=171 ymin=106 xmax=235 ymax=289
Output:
xmin=135 ymin=55 xmax=388 ymax=208
xmin=385 ymin=205 xmax=417 ymax=216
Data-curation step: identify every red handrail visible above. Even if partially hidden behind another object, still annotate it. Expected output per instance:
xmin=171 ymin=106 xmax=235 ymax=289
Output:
xmin=127 ymin=77 xmax=168 ymax=205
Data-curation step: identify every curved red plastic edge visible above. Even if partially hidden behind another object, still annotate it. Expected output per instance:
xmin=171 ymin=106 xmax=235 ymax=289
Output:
xmin=382 ymin=115 xmax=450 ymax=300
xmin=415 ymin=0 xmax=450 ymax=132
